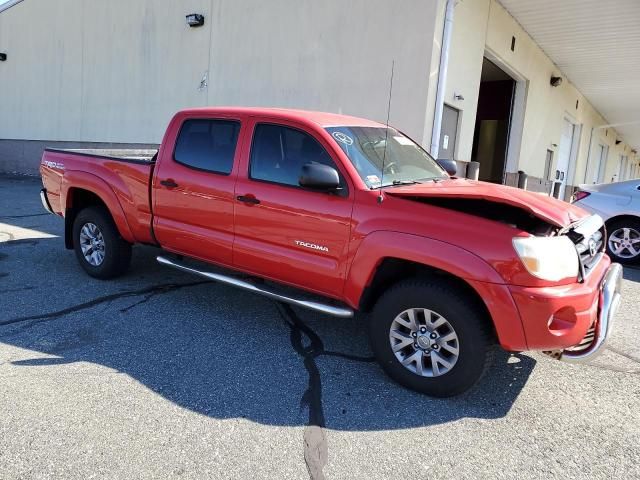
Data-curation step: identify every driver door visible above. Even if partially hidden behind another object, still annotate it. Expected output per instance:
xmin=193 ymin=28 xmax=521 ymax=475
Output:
xmin=233 ymin=119 xmax=355 ymax=298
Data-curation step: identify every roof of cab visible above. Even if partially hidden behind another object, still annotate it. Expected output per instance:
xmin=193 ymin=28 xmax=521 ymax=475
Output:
xmin=178 ymin=107 xmax=385 ymax=128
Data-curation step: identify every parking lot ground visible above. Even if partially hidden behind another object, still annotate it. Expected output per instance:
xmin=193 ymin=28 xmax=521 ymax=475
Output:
xmin=1 ymin=175 xmax=639 ymax=479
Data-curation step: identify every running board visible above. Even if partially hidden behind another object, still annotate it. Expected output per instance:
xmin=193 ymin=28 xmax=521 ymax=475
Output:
xmin=157 ymin=256 xmax=354 ymax=318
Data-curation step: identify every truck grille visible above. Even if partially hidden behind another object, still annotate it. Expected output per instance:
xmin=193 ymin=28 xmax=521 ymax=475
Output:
xmin=566 ymin=215 xmax=605 ymax=280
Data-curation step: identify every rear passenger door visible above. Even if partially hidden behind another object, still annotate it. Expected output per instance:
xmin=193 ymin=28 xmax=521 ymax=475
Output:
xmin=233 ymin=120 xmax=354 ymax=298
xmin=153 ymin=115 xmax=243 ymax=267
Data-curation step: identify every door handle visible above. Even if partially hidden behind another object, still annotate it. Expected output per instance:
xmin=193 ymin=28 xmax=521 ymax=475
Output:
xmin=237 ymin=195 xmax=260 ymax=205
xmin=160 ymin=179 xmax=179 ymax=189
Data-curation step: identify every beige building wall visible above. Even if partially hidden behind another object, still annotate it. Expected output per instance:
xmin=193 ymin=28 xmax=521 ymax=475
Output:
xmin=438 ymin=0 xmax=639 ymax=186
xmin=0 ymin=0 xmax=438 ymax=147
xmin=1 ymin=0 xmax=637 ymax=179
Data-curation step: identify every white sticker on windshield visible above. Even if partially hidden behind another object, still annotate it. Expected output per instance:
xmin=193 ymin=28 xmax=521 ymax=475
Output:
xmin=332 ymin=131 xmax=354 ymax=146
xmin=393 ymin=136 xmax=414 ymax=146
xmin=366 ymin=175 xmax=381 ymax=187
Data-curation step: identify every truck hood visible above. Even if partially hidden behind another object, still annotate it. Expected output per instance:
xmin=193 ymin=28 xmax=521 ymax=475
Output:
xmin=384 ymin=178 xmax=588 ymax=228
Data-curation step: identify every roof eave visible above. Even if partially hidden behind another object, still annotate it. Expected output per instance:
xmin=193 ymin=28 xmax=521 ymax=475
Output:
xmin=0 ymin=0 xmax=24 ymax=14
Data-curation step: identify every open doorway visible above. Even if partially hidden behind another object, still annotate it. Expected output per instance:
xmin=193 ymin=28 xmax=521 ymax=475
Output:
xmin=470 ymin=58 xmax=515 ymax=183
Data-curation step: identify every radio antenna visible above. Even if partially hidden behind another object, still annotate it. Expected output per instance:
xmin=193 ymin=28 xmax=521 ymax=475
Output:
xmin=378 ymin=60 xmax=395 ymax=204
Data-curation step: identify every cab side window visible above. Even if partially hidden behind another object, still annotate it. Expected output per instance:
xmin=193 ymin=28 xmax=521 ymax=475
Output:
xmin=250 ymin=124 xmax=336 ymax=187
xmin=174 ymin=119 xmax=240 ymax=175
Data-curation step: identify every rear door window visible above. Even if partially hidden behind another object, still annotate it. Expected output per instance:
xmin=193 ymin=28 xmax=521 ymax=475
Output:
xmin=174 ymin=119 xmax=240 ymax=174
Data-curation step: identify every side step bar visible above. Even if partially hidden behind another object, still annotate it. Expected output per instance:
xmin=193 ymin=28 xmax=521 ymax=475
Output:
xmin=157 ymin=255 xmax=354 ymax=318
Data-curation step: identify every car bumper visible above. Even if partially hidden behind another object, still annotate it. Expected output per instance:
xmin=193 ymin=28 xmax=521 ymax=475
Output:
xmin=560 ymin=262 xmax=623 ymax=362
xmin=40 ymin=188 xmax=54 ymax=214
xmin=508 ymin=258 xmax=623 ymax=361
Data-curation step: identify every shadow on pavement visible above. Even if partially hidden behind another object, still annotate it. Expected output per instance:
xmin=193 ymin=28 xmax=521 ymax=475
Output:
xmin=0 ymin=181 xmax=535 ymax=432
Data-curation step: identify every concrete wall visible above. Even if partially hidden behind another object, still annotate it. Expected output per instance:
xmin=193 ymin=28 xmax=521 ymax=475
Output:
xmin=0 ymin=0 xmax=438 ymax=172
xmin=0 ymin=140 xmax=159 ymax=175
xmin=1 ymin=0 xmax=638 ymax=180
xmin=439 ymin=0 xmax=639 ymax=186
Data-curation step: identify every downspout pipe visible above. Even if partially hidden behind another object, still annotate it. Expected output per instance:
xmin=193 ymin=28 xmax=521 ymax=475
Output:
xmin=430 ymin=0 xmax=456 ymax=159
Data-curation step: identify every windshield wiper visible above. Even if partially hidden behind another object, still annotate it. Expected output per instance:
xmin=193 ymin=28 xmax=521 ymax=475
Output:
xmin=373 ymin=179 xmax=422 ymax=189
xmin=391 ymin=179 xmax=421 ymax=186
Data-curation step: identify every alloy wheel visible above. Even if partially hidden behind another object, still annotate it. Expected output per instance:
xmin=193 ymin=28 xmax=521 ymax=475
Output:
xmin=608 ymin=227 xmax=640 ymax=259
xmin=388 ymin=308 xmax=460 ymax=377
xmin=79 ymin=222 xmax=106 ymax=266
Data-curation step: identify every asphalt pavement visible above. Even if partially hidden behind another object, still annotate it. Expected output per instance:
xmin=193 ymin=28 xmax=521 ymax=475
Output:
xmin=0 ymin=175 xmax=639 ymax=479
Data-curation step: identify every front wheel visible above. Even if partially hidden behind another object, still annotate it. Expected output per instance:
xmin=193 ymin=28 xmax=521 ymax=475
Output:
xmin=369 ymin=279 xmax=494 ymax=397
xmin=73 ymin=206 xmax=132 ymax=279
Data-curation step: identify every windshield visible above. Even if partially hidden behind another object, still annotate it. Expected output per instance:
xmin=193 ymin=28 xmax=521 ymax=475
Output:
xmin=325 ymin=126 xmax=447 ymax=188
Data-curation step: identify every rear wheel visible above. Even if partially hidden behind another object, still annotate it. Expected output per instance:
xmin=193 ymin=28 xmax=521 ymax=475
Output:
xmin=370 ymin=279 xmax=494 ymax=397
xmin=73 ymin=206 xmax=132 ymax=279
xmin=606 ymin=218 xmax=640 ymax=264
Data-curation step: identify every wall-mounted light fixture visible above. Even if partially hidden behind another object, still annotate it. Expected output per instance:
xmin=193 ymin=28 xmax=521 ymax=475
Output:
xmin=453 ymin=93 xmax=464 ymax=101
xmin=0 ymin=53 xmax=7 ymax=62
xmin=550 ymin=76 xmax=563 ymax=87
xmin=186 ymin=13 xmax=205 ymax=27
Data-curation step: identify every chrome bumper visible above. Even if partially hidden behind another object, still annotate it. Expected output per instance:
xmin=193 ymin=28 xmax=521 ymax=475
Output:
xmin=561 ymin=263 xmax=623 ymax=363
xmin=40 ymin=188 xmax=54 ymax=214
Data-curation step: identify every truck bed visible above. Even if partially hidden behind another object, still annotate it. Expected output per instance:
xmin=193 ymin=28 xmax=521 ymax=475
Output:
xmin=40 ymin=147 xmax=157 ymax=245
xmin=44 ymin=148 xmax=158 ymax=164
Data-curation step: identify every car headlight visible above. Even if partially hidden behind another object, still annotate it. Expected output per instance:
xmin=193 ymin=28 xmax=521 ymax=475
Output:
xmin=512 ymin=235 xmax=579 ymax=281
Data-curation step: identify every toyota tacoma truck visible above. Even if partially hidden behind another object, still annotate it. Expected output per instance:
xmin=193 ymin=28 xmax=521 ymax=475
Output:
xmin=40 ymin=107 xmax=623 ymax=397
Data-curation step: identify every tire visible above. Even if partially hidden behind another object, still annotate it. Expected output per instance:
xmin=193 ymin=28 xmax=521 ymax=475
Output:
xmin=369 ymin=278 xmax=494 ymax=397
xmin=72 ymin=206 xmax=132 ymax=279
xmin=605 ymin=218 xmax=640 ymax=265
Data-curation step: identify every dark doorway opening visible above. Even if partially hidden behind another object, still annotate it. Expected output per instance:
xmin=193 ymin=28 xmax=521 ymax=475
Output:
xmin=471 ymin=58 xmax=515 ymax=183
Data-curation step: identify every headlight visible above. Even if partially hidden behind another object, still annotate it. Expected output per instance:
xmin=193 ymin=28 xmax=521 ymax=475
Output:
xmin=512 ymin=235 xmax=579 ymax=281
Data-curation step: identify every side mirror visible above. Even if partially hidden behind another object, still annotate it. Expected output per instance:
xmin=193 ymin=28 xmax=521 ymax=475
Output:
xmin=299 ymin=163 xmax=341 ymax=191
xmin=437 ymin=159 xmax=458 ymax=176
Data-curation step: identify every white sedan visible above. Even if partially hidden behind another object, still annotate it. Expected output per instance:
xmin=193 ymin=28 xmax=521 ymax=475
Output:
xmin=571 ymin=179 xmax=640 ymax=264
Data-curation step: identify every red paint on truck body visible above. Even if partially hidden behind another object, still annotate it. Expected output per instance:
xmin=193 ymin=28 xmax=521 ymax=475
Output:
xmin=40 ymin=107 xmax=608 ymax=354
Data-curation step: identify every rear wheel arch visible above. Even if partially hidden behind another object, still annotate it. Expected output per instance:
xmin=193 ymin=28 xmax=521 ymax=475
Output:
xmin=65 ymin=188 xmax=109 ymax=249
xmin=72 ymin=205 xmax=132 ymax=279
xmin=62 ymin=180 xmax=134 ymax=249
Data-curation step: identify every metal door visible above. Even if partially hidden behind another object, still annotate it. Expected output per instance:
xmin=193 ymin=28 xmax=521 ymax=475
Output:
xmin=439 ymin=105 xmax=459 ymax=161
xmin=555 ymin=118 xmax=575 ymax=199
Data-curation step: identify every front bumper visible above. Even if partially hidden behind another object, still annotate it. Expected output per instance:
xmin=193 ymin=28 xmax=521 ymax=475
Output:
xmin=559 ymin=262 xmax=623 ymax=362
xmin=508 ymin=254 xmax=615 ymax=350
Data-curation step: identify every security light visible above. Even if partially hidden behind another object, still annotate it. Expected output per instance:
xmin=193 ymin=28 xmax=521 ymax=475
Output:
xmin=186 ymin=13 xmax=205 ymax=27
xmin=550 ymin=76 xmax=563 ymax=87
xmin=0 ymin=53 xmax=6 ymax=62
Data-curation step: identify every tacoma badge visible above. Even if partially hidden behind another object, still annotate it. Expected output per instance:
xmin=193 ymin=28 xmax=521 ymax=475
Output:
xmin=295 ymin=240 xmax=329 ymax=252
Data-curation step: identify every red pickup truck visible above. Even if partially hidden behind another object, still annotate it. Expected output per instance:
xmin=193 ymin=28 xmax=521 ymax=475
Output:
xmin=40 ymin=107 xmax=623 ymax=396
